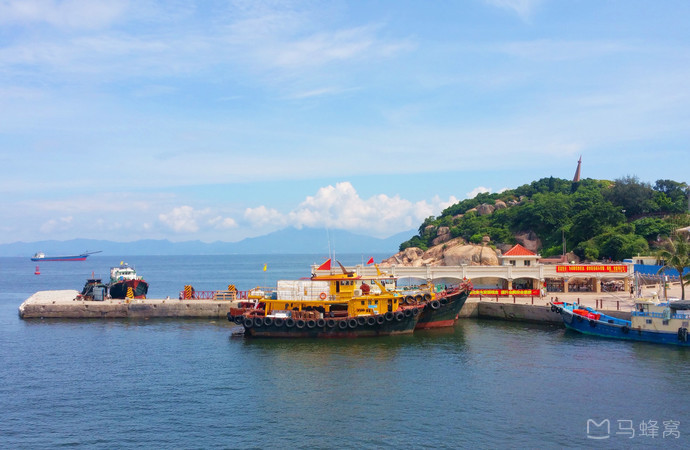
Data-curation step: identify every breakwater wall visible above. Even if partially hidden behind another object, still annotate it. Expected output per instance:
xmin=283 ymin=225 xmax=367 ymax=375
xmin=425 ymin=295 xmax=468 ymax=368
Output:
xmin=18 ymin=290 xmax=234 ymax=319
xmin=459 ymin=300 xmax=631 ymax=323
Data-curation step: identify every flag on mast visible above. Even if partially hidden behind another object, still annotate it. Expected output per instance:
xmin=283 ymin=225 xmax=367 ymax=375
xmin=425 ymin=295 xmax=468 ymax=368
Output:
xmin=366 ymin=257 xmax=374 ymax=265
xmin=263 ymin=263 xmax=267 ymax=272
xmin=317 ymin=259 xmax=331 ymax=271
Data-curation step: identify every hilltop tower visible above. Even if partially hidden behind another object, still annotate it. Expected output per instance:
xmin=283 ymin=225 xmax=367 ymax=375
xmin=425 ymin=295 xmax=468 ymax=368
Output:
xmin=573 ymin=156 xmax=582 ymax=182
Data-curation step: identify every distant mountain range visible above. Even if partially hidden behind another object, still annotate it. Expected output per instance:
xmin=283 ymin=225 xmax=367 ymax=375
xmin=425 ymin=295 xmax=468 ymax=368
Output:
xmin=0 ymin=227 xmax=414 ymax=257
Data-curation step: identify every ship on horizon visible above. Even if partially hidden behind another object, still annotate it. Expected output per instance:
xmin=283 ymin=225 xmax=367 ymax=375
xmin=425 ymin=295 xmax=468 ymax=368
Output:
xmin=30 ymin=251 xmax=102 ymax=262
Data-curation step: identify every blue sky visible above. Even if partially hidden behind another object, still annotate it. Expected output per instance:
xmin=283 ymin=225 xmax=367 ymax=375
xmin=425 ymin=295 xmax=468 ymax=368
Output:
xmin=1 ymin=0 xmax=688 ymax=244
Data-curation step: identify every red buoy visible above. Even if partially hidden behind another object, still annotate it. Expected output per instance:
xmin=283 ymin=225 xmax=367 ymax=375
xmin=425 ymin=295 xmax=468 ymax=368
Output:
xmin=34 ymin=265 xmax=40 ymax=275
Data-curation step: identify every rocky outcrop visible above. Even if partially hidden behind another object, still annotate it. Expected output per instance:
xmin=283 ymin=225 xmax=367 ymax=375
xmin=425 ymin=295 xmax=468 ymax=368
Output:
xmin=381 ymin=238 xmax=499 ymax=267
xmin=431 ymin=226 xmax=452 ymax=246
xmin=476 ymin=203 xmax=495 ymax=216
xmin=514 ymin=231 xmax=541 ymax=253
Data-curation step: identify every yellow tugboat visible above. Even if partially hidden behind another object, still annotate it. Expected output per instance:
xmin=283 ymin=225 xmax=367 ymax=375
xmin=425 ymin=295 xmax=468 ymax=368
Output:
xmin=228 ymin=260 xmax=422 ymax=338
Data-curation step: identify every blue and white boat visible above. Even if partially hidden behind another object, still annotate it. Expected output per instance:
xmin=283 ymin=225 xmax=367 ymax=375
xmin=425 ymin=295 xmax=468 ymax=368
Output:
xmin=551 ymin=299 xmax=690 ymax=346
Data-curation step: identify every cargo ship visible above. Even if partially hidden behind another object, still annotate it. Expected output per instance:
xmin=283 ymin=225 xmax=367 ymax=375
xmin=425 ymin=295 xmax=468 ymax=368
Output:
xmin=31 ymin=250 xmax=102 ymax=261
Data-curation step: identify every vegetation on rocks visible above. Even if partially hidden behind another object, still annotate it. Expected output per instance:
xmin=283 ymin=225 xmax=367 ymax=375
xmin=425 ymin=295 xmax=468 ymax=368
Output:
xmin=400 ymin=176 xmax=690 ymax=262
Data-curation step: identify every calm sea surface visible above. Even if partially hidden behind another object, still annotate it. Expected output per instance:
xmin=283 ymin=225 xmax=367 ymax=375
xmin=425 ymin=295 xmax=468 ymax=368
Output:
xmin=1 ymin=255 xmax=689 ymax=448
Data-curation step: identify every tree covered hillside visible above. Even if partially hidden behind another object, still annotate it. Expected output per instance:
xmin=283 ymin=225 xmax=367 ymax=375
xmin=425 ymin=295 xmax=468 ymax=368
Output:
xmin=401 ymin=177 xmax=689 ymax=261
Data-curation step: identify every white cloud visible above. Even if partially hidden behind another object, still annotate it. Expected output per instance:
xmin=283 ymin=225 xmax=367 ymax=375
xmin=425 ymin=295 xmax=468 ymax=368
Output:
xmin=209 ymin=216 xmax=238 ymax=229
xmin=466 ymin=186 xmax=492 ymax=198
xmin=286 ymin=182 xmax=457 ymax=236
xmin=244 ymin=205 xmax=286 ymax=228
xmin=159 ymin=206 xmax=204 ymax=233
xmin=39 ymin=215 xmax=73 ymax=233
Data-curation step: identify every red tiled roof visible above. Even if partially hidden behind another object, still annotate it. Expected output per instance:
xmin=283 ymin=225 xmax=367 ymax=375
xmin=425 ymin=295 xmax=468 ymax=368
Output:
xmin=503 ymin=244 xmax=536 ymax=257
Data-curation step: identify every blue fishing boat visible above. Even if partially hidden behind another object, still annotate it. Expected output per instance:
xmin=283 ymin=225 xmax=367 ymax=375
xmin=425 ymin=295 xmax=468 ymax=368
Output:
xmin=551 ymin=299 xmax=690 ymax=346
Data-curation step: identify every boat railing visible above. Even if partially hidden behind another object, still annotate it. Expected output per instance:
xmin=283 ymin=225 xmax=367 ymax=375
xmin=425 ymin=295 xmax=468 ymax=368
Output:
xmin=631 ymin=311 xmax=688 ymax=320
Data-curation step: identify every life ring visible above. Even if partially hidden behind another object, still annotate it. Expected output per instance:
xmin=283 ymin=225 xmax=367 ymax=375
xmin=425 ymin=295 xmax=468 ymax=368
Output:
xmin=384 ymin=311 xmax=394 ymax=321
xmin=319 ymin=292 xmax=327 ymax=300
xmin=263 ymin=317 xmax=273 ymax=327
xmin=366 ymin=316 xmax=377 ymax=326
xmin=306 ymin=319 xmax=316 ymax=328
xmin=394 ymin=311 xmax=404 ymax=321
xmin=274 ymin=317 xmax=285 ymax=327
xmin=430 ymin=300 xmax=440 ymax=310
xmin=296 ymin=319 xmax=306 ymax=329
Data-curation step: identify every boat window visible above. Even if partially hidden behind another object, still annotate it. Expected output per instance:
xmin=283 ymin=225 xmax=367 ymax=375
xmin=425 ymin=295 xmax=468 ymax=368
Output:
xmin=646 ymin=319 xmax=652 ymax=324
xmin=663 ymin=320 xmax=670 ymax=325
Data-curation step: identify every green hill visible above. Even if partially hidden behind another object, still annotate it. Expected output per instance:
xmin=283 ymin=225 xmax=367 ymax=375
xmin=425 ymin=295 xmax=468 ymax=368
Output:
xmin=400 ymin=176 xmax=689 ymax=261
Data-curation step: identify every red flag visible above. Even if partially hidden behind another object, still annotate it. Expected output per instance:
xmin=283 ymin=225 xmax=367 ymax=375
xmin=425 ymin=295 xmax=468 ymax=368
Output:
xmin=366 ymin=257 xmax=374 ymax=265
xmin=317 ymin=259 xmax=331 ymax=271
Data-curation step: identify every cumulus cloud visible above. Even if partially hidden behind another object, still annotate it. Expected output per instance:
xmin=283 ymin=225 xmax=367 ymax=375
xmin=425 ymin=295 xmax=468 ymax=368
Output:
xmin=466 ymin=186 xmax=492 ymax=198
xmin=158 ymin=206 xmax=202 ymax=233
xmin=285 ymin=182 xmax=458 ymax=236
xmin=244 ymin=205 xmax=286 ymax=228
xmin=209 ymin=216 xmax=238 ymax=229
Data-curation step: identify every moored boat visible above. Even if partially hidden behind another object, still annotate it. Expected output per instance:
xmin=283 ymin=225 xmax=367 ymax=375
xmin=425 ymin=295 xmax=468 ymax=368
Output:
xmin=551 ymin=299 xmax=690 ymax=346
xmin=109 ymin=262 xmax=149 ymax=299
xmin=415 ymin=280 xmax=473 ymax=329
xmin=31 ymin=250 xmax=102 ymax=262
xmin=228 ymin=266 xmax=422 ymax=338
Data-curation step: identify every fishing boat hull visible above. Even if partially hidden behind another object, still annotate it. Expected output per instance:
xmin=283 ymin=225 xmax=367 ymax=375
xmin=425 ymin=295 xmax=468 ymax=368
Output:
xmin=229 ymin=308 xmax=422 ymax=338
xmin=415 ymin=288 xmax=470 ymax=329
xmin=554 ymin=303 xmax=690 ymax=347
xmin=30 ymin=251 xmax=101 ymax=261
xmin=109 ymin=279 xmax=149 ymax=299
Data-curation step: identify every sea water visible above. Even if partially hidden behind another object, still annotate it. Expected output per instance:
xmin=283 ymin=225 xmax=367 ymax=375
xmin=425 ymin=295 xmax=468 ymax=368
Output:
xmin=1 ymin=255 xmax=688 ymax=448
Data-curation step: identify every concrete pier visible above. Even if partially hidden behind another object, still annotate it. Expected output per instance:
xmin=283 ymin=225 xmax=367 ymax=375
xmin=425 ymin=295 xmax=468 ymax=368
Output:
xmin=19 ymin=290 xmax=238 ymax=319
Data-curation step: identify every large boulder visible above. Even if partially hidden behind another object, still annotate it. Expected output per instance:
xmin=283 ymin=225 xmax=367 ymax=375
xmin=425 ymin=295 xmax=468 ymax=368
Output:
xmin=476 ymin=203 xmax=495 ymax=216
xmin=381 ymin=238 xmax=499 ymax=267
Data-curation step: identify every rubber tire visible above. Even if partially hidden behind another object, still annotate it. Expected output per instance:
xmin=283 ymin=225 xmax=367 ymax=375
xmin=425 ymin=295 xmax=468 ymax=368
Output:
xmin=338 ymin=320 xmax=348 ymax=329
xmin=316 ymin=318 xmax=326 ymax=328
xmin=366 ymin=316 xmax=376 ymax=326
xmin=404 ymin=309 xmax=413 ymax=318
xmin=412 ymin=307 xmax=419 ymax=315
xmin=263 ymin=317 xmax=273 ymax=327
xmin=306 ymin=319 xmax=316 ymax=328
xmin=243 ymin=317 xmax=253 ymax=328
xmin=394 ymin=311 xmax=404 ymax=321
xmin=405 ymin=295 xmax=415 ymax=305
xmin=234 ymin=316 xmax=243 ymax=325
xmin=430 ymin=300 xmax=440 ymax=310
xmin=348 ymin=318 xmax=358 ymax=328
xmin=424 ymin=293 xmax=432 ymax=301
xmin=296 ymin=319 xmax=305 ymax=329
xmin=384 ymin=311 xmax=394 ymax=321
xmin=286 ymin=318 xmax=296 ymax=328
xmin=253 ymin=317 xmax=264 ymax=327
xmin=357 ymin=316 xmax=367 ymax=326
xmin=326 ymin=319 xmax=336 ymax=328
xmin=415 ymin=294 xmax=423 ymax=303
xmin=274 ymin=318 xmax=285 ymax=327
xmin=376 ymin=315 xmax=385 ymax=325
